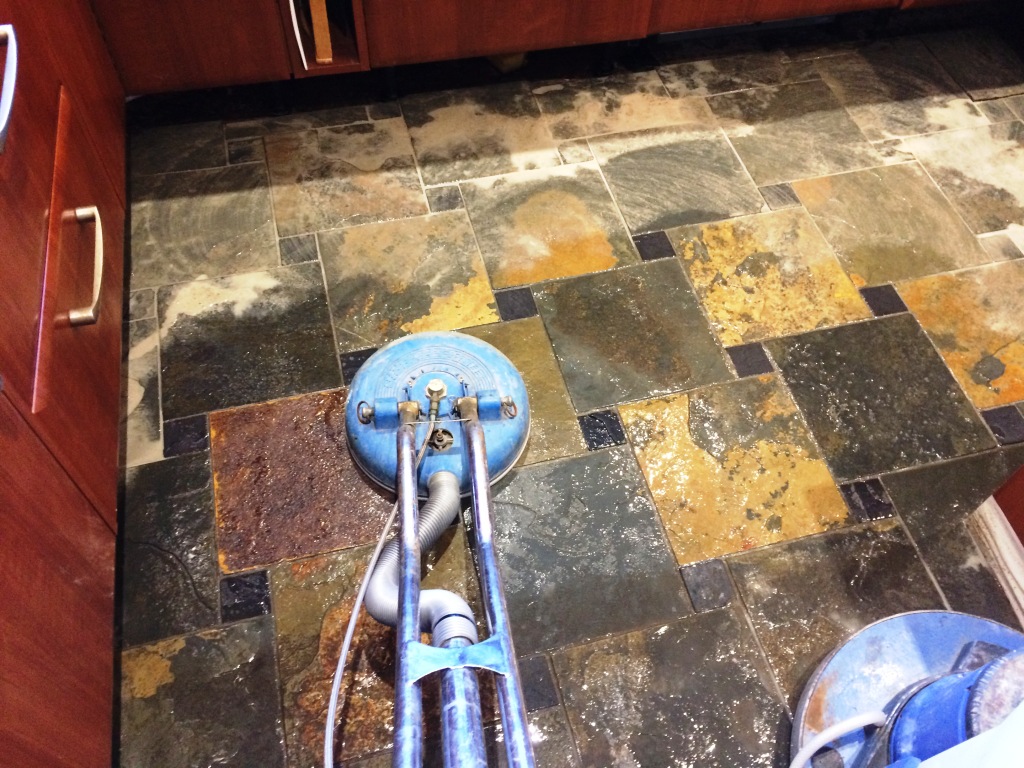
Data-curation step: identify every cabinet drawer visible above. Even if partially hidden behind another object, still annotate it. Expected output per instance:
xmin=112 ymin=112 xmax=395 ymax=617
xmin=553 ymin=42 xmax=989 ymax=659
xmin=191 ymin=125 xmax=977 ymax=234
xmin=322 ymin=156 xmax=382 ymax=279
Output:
xmin=32 ymin=87 xmax=124 ymax=525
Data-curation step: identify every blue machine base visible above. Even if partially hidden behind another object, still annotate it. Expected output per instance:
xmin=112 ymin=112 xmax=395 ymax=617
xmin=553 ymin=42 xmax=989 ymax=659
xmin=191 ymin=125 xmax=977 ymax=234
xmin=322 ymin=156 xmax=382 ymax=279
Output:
xmin=345 ymin=332 xmax=530 ymax=497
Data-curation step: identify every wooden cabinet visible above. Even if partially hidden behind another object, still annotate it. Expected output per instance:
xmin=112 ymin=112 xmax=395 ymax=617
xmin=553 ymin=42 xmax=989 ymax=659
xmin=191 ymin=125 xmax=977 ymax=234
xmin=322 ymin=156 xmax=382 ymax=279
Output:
xmin=278 ymin=0 xmax=370 ymax=77
xmin=650 ymin=0 xmax=899 ymax=34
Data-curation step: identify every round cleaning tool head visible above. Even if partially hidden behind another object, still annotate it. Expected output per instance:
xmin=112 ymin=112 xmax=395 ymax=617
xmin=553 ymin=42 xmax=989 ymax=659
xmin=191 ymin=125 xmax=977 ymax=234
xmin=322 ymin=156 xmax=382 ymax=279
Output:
xmin=345 ymin=332 xmax=530 ymax=496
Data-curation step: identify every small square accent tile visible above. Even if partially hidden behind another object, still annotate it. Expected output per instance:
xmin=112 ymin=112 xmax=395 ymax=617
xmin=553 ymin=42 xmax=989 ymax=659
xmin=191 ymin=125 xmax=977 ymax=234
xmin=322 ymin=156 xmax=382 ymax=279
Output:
xmin=492 ymin=446 xmax=689 ymax=655
xmin=516 ymin=655 xmax=560 ymax=713
xmin=319 ymin=210 xmax=497 ymax=354
xmin=578 ymin=409 xmax=627 ymax=451
xmin=727 ymin=343 xmax=774 ymax=378
xmin=227 ymin=137 xmax=265 ymax=165
xmin=209 ymin=389 xmax=393 ymax=572
xmin=899 ymin=260 xmax=1024 ymax=409
xmin=461 ymin=163 xmax=639 ymax=289
xmin=765 ymin=314 xmax=996 ymax=480
xmin=982 ymin=405 xmax=1024 ymax=445
xmin=632 ymin=230 xmax=676 ymax=261
xmin=759 ymin=183 xmax=801 ymax=210
xmin=534 ymin=259 xmax=732 ymax=412
xmin=424 ymin=185 xmax=464 ymax=213
xmin=465 ymin=317 xmax=586 ymax=465
xmin=839 ymin=479 xmax=895 ymax=522
xmin=859 ymin=284 xmax=908 ymax=317
xmin=128 ymin=288 xmax=156 ymax=322
xmin=164 ymin=414 xmax=210 ymax=457
xmin=620 ymin=375 xmax=849 ymax=564
xmin=680 ymin=558 xmax=734 ymax=613
xmin=553 ymin=609 xmax=787 ymax=767
xmin=493 ymin=287 xmax=538 ymax=321
xmin=340 ymin=347 xmax=377 ymax=384
xmin=220 ymin=570 xmax=272 ymax=623
xmin=279 ymin=234 xmax=318 ymax=265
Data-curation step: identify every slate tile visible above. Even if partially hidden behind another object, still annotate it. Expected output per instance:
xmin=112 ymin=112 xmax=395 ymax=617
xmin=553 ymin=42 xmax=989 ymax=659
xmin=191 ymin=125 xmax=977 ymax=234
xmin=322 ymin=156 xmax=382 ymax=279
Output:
xmin=882 ymin=446 xmax=1024 ymax=625
xmin=681 ymin=558 xmax=734 ymax=612
xmin=920 ymin=28 xmax=1024 ymax=101
xmin=120 ymin=617 xmax=285 ymax=767
xmin=632 ymin=230 xmax=676 ymax=261
xmin=672 ymin=208 xmax=870 ymax=346
xmin=532 ymin=69 xmax=715 ymax=139
xmin=163 ymin=414 xmax=209 ymax=457
xmin=340 ymin=347 xmax=378 ymax=384
xmin=158 ymin=262 xmax=340 ymax=419
xmin=727 ymin=343 xmax=774 ymax=378
xmin=129 ymin=288 xmax=156 ymax=321
xmin=209 ymin=389 xmax=394 ymax=572
xmin=658 ymin=50 xmax=819 ymax=96
xmin=979 ymin=232 xmax=1024 ymax=262
xmin=131 ymin=163 xmax=278 ymax=290
xmin=424 ymin=184 xmax=464 ymax=212
xmin=279 ymin=234 xmax=318 ymax=265
xmin=367 ymin=102 xmax=402 ymax=120
xmin=401 ymin=82 xmax=560 ymax=185
xmin=708 ymin=79 xmax=883 ymax=186
xmin=899 ymin=260 xmax=1024 ymax=409
xmin=759 ymin=183 xmax=801 ymax=211
xmin=900 ymin=122 xmax=1024 ymax=235
xmin=130 ymin=121 xmax=227 ymax=177
xmin=553 ymin=609 xmax=788 ymax=767
xmin=493 ymin=287 xmax=538 ymax=321
xmin=794 ymin=163 xmax=992 ymax=286
xmin=227 ymin=137 xmax=266 ymax=165
xmin=534 ymin=259 xmax=732 ymax=412
xmin=558 ymin=139 xmax=593 ymax=164
xmin=859 ymin=284 xmax=907 ymax=317
xmin=264 ymin=119 xmax=427 ymax=237
xmin=464 ymin=318 xmax=586 ymax=465
xmin=491 ymin=446 xmax=690 ymax=655
xmin=516 ymin=655 xmax=560 ymax=713
xmin=620 ymin=375 xmax=849 ymax=564
xmin=578 ymin=409 xmax=627 ymax=451
xmin=839 ymin=478 xmax=895 ymax=522
xmin=461 ymin=163 xmax=639 ymax=289
xmin=124 ymin=319 xmax=163 ymax=467
xmin=122 ymin=453 xmax=219 ymax=646
xmin=765 ymin=314 xmax=996 ymax=481
xmin=983 ymin=406 xmax=1024 ymax=445
xmin=220 ymin=571 xmax=272 ymax=623
xmin=813 ymin=39 xmax=987 ymax=141
xmin=590 ymin=126 xmax=766 ymax=233
xmin=729 ymin=520 xmax=944 ymax=706
xmin=224 ymin=106 xmax=368 ymax=140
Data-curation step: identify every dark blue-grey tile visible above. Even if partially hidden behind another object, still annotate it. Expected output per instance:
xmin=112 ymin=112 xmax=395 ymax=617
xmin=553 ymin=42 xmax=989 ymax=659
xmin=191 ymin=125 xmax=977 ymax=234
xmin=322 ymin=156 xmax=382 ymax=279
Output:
xmin=129 ymin=120 xmax=227 ymax=178
xmin=533 ymin=259 xmax=733 ymax=412
xmin=157 ymin=261 xmax=340 ymax=420
xmin=553 ymin=608 xmax=788 ymax=767
xmin=729 ymin=520 xmax=945 ymax=707
xmin=120 ymin=617 xmax=285 ymax=767
xmin=491 ymin=445 xmax=690 ymax=655
xmin=122 ymin=452 xmax=219 ymax=647
xmin=882 ymin=446 xmax=1024 ymax=626
xmin=920 ymin=28 xmax=1024 ymax=101
xmin=765 ymin=314 xmax=996 ymax=481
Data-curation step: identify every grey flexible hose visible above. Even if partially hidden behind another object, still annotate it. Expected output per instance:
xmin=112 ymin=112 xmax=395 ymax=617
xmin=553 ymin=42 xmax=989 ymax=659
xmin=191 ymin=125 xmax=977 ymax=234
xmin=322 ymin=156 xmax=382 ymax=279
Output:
xmin=364 ymin=470 xmax=478 ymax=647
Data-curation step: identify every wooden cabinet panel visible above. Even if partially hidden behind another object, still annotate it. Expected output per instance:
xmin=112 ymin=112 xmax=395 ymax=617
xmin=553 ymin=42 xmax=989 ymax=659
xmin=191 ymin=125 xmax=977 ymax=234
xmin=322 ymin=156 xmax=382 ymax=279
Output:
xmin=0 ymin=392 xmax=115 ymax=768
xmin=32 ymin=87 xmax=124 ymax=525
xmin=650 ymin=0 xmax=898 ymax=34
xmin=91 ymin=0 xmax=293 ymax=93
xmin=364 ymin=0 xmax=653 ymax=67
xmin=749 ymin=0 xmax=899 ymax=21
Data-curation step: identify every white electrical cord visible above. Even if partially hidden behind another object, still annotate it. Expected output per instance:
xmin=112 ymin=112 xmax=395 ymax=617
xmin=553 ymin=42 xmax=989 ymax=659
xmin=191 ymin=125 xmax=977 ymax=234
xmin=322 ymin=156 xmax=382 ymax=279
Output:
xmin=323 ymin=415 xmax=436 ymax=768
xmin=788 ymin=710 xmax=887 ymax=768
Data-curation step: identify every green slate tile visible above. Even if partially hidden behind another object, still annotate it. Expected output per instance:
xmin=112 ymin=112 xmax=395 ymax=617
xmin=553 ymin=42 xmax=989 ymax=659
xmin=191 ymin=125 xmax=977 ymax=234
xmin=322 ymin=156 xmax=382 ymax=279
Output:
xmin=920 ymin=28 xmax=1024 ymax=101
xmin=130 ymin=121 xmax=227 ymax=177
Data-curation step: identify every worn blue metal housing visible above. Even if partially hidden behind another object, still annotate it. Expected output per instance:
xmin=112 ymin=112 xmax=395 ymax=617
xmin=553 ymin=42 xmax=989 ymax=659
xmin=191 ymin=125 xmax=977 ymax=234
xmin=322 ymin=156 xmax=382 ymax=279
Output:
xmin=345 ymin=332 xmax=530 ymax=496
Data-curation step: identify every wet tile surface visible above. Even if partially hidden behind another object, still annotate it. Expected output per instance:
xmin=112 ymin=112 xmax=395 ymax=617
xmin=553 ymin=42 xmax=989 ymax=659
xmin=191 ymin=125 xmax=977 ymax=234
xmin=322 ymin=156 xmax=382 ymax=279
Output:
xmin=209 ymin=389 xmax=394 ymax=572
xmin=264 ymin=119 xmax=427 ymax=236
xmin=131 ymin=163 xmax=279 ymax=290
xmin=813 ymin=39 xmax=986 ymax=141
xmin=882 ymin=446 xmax=1024 ymax=625
xmin=533 ymin=70 xmax=715 ymax=139
xmin=491 ymin=446 xmax=689 ymax=655
xmin=517 ymin=656 xmax=560 ymax=712
xmin=708 ymin=79 xmax=882 ymax=186
xmin=900 ymin=122 xmax=1024 ymax=235
xmin=120 ymin=617 xmax=285 ymax=767
xmin=163 ymin=414 xmax=209 ymax=458
xmin=464 ymin=318 xmax=586 ymax=465
xmin=766 ymin=314 xmax=995 ymax=480
xmin=534 ymin=259 xmax=732 ymax=412
xmin=319 ymin=211 xmax=497 ymax=354
xmin=794 ymin=163 xmax=992 ymax=286
xmin=920 ymin=28 xmax=1024 ymax=101
xmin=620 ymin=375 xmax=849 ymax=565
xmin=402 ymin=82 xmax=560 ymax=185
xmin=632 ymin=230 xmax=676 ymax=261
xmin=130 ymin=121 xmax=227 ymax=177
xmin=158 ymin=262 xmax=340 ymax=419
xmin=681 ymin=558 xmax=734 ymax=613
xmin=672 ymin=208 xmax=870 ymax=346
xmin=578 ymin=409 xmax=627 ymax=451
xmin=983 ymin=406 xmax=1024 ymax=445
xmin=729 ymin=520 xmax=944 ymax=706
xmin=124 ymin=319 xmax=163 ymax=467
xmin=727 ymin=343 xmax=774 ymax=378
xmin=899 ymin=260 xmax=1024 ymax=409
xmin=220 ymin=571 xmax=272 ymax=623
xmin=553 ymin=609 xmax=787 ymax=767
xmin=122 ymin=452 xmax=219 ymax=647
xmin=462 ymin=163 xmax=638 ymax=288
xmin=590 ymin=126 xmax=765 ymax=233
xmin=838 ymin=478 xmax=895 ymax=523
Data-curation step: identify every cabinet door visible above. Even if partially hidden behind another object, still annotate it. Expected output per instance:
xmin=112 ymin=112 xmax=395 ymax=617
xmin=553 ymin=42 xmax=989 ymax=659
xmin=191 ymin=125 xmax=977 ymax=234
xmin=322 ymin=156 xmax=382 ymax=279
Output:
xmin=32 ymin=87 xmax=124 ymax=526
xmin=0 ymin=2 xmax=61 ymax=418
xmin=650 ymin=0 xmax=898 ymax=34
xmin=0 ymin=392 xmax=116 ymax=768
xmin=364 ymin=0 xmax=653 ymax=67
xmin=749 ymin=0 xmax=898 ymax=21
xmin=91 ymin=0 xmax=293 ymax=93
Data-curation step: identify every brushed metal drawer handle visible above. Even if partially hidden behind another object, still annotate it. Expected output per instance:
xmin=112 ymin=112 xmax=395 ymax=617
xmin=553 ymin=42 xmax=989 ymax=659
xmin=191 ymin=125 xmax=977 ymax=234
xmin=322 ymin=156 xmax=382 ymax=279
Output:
xmin=287 ymin=0 xmax=310 ymax=71
xmin=0 ymin=24 xmax=18 ymax=153
xmin=68 ymin=206 xmax=103 ymax=326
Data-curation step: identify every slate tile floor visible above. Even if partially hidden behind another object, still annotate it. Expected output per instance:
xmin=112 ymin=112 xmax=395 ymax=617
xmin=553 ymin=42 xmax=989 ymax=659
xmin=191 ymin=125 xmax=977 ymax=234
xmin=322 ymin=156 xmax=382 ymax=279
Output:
xmin=120 ymin=16 xmax=1024 ymax=768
